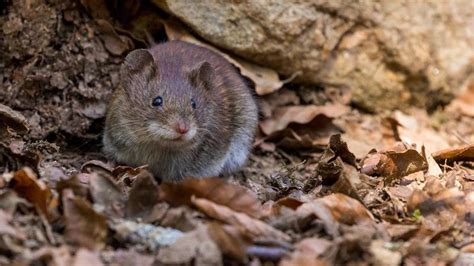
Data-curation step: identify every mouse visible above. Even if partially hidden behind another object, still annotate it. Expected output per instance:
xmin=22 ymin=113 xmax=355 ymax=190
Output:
xmin=102 ymin=40 xmax=258 ymax=181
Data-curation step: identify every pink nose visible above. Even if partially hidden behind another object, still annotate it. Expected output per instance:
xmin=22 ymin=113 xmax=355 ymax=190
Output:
xmin=175 ymin=122 xmax=189 ymax=134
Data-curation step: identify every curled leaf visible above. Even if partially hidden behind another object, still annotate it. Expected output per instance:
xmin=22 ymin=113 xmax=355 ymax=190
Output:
xmin=159 ymin=177 xmax=261 ymax=218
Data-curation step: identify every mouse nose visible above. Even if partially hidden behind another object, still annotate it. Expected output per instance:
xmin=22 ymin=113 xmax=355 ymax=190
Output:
xmin=175 ymin=121 xmax=189 ymax=135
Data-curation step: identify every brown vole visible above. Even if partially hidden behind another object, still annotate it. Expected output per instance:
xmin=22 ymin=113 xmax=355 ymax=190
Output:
xmin=103 ymin=41 xmax=258 ymax=181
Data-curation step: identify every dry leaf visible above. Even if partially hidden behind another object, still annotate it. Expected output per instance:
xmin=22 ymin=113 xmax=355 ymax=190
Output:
xmin=207 ymin=222 xmax=250 ymax=262
xmin=447 ymin=79 xmax=474 ymax=117
xmin=192 ymin=196 xmax=291 ymax=242
xmin=296 ymin=193 xmax=375 ymax=237
xmin=156 ymin=225 xmax=222 ymax=265
xmin=260 ymin=104 xmax=349 ymax=136
xmin=432 ymin=144 xmax=474 ymax=163
xmin=56 ymin=174 xmax=90 ymax=199
xmin=96 ymin=19 xmax=134 ymax=55
xmin=0 ymin=103 xmax=29 ymax=134
xmin=163 ymin=19 xmax=283 ymax=95
xmin=280 ymin=238 xmax=332 ymax=266
xmin=10 ymin=167 xmax=54 ymax=217
xmin=72 ymin=249 xmax=103 ymax=266
xmin=89 ymin=173 xmax=126 ymax=218
xmin=102 ymin=250 xmax=154 ymax=266
xmin=361 ymin=148 xmax=428 ymax=182
xmin=0 ymin=209 xmax=25 ymax=240
xmin=79 ymin=0 xmax=112 ymax=20
xmin=126 ymin=171 xmax=160 ymax=219
xmin=160 ymin=177 xmax=261 ymax=218
xmin=63 ymin=191 xmax=108 ymax=249
xmin=29 ymin=247 xmax=72 ymax=266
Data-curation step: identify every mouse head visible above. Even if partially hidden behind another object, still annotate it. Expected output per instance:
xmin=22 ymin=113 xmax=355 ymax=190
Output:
xmin=119 ymin=49 xmax=216 ymax=147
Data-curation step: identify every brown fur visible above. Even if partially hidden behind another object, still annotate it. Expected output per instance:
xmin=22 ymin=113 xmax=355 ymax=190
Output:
xmin=103 ymin=41 xmax=258 ymax=181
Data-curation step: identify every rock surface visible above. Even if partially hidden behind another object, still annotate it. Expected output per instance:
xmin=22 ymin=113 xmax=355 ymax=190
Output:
xmin=152 ymin=0 xmax=474 ymax=111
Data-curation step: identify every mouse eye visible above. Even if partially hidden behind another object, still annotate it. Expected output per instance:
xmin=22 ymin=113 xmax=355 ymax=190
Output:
xmin=191 ymin=98 xmax=197 ymax=109
xmin=152 ymin=96 xmax=163 ymax=107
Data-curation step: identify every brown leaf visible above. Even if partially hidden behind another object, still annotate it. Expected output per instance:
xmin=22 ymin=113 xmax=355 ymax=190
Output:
xmin=72 ymin=249 xmax=103 ymax=266
xmin=126 ymin=171 xmax=160 ymax=219
xmin=280 ymin=238 xmax=332 ymax=266
xmin=260 ymin=104 xmax=349 ymax=136
xmin=159 ymin=177 xmax=261 ymax=218
xmin=295 ymin=193 xmax=375 ymax=237
xmin=10 ymin=167 xmax=54 ymax=217
xmin=361 ymin=148 xmax=428 ymax=182
xmin=63 ymin=191 xmax=108 ymax=249
xmin=29 ymin=247 xmax=72 ymax=266
xmin=156 ymin=225 xmax=222 ymax=265
xmin=432 ymin=144 xmax=474 ymax=163
xmin=0 ymin=209 xmax=25 ymax=240
xmin=56 ymin=174 xmax=90 ymax=199
xmin=0 ymin=190 xmax=30 ymax=215
xmin=328 ymin=134 xmax=357 ymax=167
xmin=102 ymin=250 xmax=154 ymax=266
xmin=79 ymin=0 xmax=112 ymax=20
xmin=207 ymin=222 xmax=250 ymax=262
xmin=96 ymin=19 xmax=134 ymax=56
xmin=192 ymin=196 xmax=291 ymax=242
xmin=266 ymin=197 xmax=304 ymax=217
xmin=447 ymin=79 xmax=474 ymax=117
xmin=408 ymin=186 xmax=465 ymax=241
xmin=81 ymin=160 xmax=114 ymax=176
xmin=89 ymin=173 xmax=126 ymax=218
xmin=384 ymin=223 xmax=419 ymax=241
xmin=163 ymin=19 xmax=283 ymax=95
xmin=0 ymin=103 xmax=29 ymax=135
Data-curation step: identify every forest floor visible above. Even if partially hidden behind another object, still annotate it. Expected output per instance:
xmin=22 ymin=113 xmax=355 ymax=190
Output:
xmin=1 ymin=1 xmax=474 ymax=265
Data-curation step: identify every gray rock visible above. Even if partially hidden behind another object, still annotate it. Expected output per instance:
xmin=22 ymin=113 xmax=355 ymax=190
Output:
xmin=153 ymin=0 xmax=474 ymax=111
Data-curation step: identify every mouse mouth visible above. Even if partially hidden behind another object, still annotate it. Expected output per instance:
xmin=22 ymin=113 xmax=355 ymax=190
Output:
xmin=147 ymin=122 xmax=197 ymax=145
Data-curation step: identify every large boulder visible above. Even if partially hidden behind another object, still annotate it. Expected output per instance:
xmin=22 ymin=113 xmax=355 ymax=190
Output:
xmin=152 ymin=0 xmax=474 ymax=111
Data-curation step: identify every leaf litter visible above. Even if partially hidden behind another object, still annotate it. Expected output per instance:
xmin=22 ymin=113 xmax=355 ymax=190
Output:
xmin=0 ymin=0 xmax=473 ymax=265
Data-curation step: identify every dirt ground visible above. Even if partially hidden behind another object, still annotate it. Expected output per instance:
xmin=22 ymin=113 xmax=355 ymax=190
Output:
xmin=1 ymin=1 xmax=474 ymax=265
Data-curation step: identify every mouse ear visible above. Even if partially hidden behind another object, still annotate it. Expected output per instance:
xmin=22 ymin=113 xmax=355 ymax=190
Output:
xmin=120 ymin=49 xmax=157 ymax=92
xmin=189 ymin=61 xmax=215 ymax=90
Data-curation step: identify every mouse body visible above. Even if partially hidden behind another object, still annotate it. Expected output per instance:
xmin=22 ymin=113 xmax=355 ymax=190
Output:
xmin=103 ymin=41 xmax=258 ymax=181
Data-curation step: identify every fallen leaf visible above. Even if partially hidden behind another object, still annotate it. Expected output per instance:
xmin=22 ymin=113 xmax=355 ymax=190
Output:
xmin=207 ymin=222 xmax=250 ymax=262
xmin=260 ymin=104 xmax=349 ymax=136
xmin=101 ymin=250 xmax=154 ymax=266
xmin=156 ymin=225 xmax=222 ymax=265
xmin=79 ymin=0 xmax=112 ymax=20
xmin=126 ymin=171 xmax=160 ymax=219
xmin=295 ymin=193 xmax=375 ymax=237
xmin=164 ymin=19 xmax=283 ymax=95
xmin=159 ymin=177 xmax=261 ymax=218
xmin=81 ymin=160 xmax=114 ymax=176
xmin=328 ymin=134 xmax=357 ymax=167
xmin=361 ymin=148 xmax=428 ymax=182
xmin=432 ymin=144 xmax=474 ymax=163
xmin=72 ymin=249 xmax=103 ymax=266
xmin=447 ymin=79 xmax=474 ymax=117
xmin=192 ymin=196 xmax=291 ymax=242
xmin=9 ymin=167 xmax=54 ymax=217
xmin=63 ymin=190 xmax=108 ymax=249
xmin=384 ymin=223 xmax=419 ymax=241
xmin=0 ymin=103 xmax=29 ymax=135
xmin=0 ymin=190 xmax=30 ymax=215
xmin=96 ymin=19 xmax=134 ymax=55
xmin=369 ymin=240 xmax=402 ymax=266
xmin=56 ymin=174 xmax=90 ymax=199
xmin=29 ymin=246 xmax=72 ymax=266
xmin=0 ymin=209 xmax=25 ymax=239
xmin=280 ymin=237 xmax=332 ymax=266
xmin=89 ymin=173 xmax=126 ymax=218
